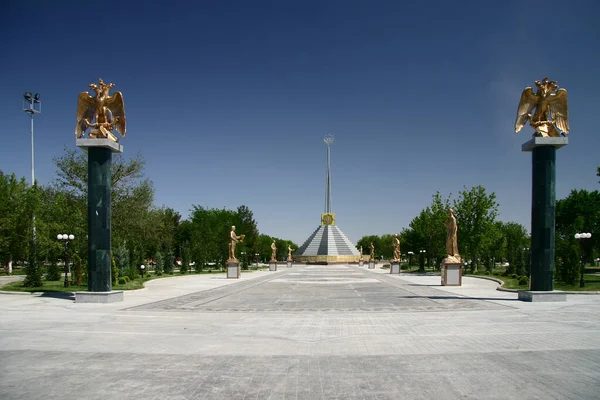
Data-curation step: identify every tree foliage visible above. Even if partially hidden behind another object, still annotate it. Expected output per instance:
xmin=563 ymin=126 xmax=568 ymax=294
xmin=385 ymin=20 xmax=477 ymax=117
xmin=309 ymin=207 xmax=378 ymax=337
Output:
xmin=452 ymin=185 xmax=499 ymax=270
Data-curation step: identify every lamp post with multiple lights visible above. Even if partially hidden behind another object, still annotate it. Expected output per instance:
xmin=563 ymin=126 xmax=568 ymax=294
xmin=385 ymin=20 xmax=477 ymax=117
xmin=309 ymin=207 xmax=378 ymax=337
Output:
xmin=23 ymin=92 xmax=41 ymax=279
xmin=57 ymin=234 xmax=74 ymax=288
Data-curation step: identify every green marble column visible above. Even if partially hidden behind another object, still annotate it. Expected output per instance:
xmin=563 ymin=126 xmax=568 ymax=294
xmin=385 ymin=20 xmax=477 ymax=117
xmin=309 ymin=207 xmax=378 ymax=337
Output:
xmin=87 ymin=147 xmax=112 ymax=292
xmin=530 ymin=145 xmax=556 ymax=291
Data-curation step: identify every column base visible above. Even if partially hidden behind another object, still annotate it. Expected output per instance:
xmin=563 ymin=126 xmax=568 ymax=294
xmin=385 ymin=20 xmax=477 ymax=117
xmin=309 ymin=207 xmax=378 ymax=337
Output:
xmin=368 ymin=261 xmax=375 ymax=269
xmin=390 ymin=262 xmax=400 ymax=274
xmin=75 ymin=291 xmax=123 ymax=303
xmin=269 ymin=262 xmax=277 ymax=271
xmin=287 ymin=261 xmax=293 ymax=268
xmin=359 ymin=260 xmax=364 ymax=267
xmin=518 ymin=290 xmax=567 ymax=302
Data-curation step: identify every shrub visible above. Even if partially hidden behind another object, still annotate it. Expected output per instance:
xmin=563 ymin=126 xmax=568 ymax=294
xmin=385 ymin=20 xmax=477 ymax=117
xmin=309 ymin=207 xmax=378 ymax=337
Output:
xmin=118 ymin=277 xmax=127 ymax=285
xmin=518 ymin=276 xmax=529 ymax=286
xmin=111 ymin=257 xmax=119 ymax=285
xmin=511 ymin=274 xmax=518 ymax=279
xmin=45 ymin=262 xmax=62 ymax=281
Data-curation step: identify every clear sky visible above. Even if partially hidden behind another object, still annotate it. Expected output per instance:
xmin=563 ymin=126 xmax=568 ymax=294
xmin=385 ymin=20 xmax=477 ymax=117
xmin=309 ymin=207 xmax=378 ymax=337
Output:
xmin=1 ymin=0 xmax=599 ymax=246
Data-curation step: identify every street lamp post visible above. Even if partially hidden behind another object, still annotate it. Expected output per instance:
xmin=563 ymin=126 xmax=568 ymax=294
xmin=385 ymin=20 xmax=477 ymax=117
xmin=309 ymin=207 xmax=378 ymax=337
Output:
xmin=255 ymin=253 xmax=259 ymax=268
xmin=23 ymin=92 xmax=41 ymax=277
xmin=57 ymin=234 xmax=74 ymax=287
xmin=419 ymin=250 xmax=426 ymax=271
xmin=407 ymin=251 xmax=414 ymax=267
xmin=140 ymin=264 xmax=146 ymax=278
xmin=575 ymin=233 xmax=592 ymax=288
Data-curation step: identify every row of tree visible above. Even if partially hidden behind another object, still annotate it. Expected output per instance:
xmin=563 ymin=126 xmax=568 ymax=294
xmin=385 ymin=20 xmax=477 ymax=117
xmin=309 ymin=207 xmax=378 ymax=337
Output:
xmin=357 ymin=182 xmax=600 ymax=283
xmin=0 ymin=148 xmax=297 ymax=286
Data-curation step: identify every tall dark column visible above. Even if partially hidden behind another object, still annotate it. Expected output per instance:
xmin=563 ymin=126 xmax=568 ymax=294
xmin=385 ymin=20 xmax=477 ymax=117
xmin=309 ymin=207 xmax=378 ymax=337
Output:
xmin=530 ymin=146 xmax=556 ymax=291
xmin=87 ymin=147 xmax=112 ymax=292
xmin=523 ymin=137 xmax=568 ymax=292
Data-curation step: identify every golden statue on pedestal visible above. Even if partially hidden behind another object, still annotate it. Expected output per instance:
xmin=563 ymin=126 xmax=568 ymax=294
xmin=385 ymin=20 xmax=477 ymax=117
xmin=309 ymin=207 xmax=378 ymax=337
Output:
xmin=76 ymin=78 xmax=126 ymax=142
xmin=392 ymin=234 xmax=400 ymax=262
xmin=444 ymin=208 xmax=461 ymax=263
xmin=515 ymin=77 xmax=569 ymax=137
xmin=271 ymin=241 xmax=277 ymax=262
xmin=228 ymin=226 xmax=245 ymax=261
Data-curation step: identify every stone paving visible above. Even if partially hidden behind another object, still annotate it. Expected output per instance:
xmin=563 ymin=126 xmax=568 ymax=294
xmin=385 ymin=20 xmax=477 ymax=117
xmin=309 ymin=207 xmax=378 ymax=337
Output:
xmin=1 ymin=264 xmax=600 ymax=399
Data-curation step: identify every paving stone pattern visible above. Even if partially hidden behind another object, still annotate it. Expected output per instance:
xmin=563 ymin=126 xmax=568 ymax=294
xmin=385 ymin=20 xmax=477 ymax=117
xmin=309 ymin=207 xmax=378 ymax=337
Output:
xmin=129 ymin=265 xmax=510 ymax=313
xmin=1 ymin=264 xmax=600 ymax=399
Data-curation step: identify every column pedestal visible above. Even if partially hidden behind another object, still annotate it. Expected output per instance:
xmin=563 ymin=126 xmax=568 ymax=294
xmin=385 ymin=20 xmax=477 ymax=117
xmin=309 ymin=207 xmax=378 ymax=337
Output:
xmin=522 ymin=137 xmax=568 ymax=292
xmin=390 ymin=262 xmax=400 ymax=274
xmin=368 ymin=260 xmax=375 ymax=269
xmin=269 ymin=261 xmax=277 ymax=271
xmin=359 ymin=260 xmax=364 ymax=267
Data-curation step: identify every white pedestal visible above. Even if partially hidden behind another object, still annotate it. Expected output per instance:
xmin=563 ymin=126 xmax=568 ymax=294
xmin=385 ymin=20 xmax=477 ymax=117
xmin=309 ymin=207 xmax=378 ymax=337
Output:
xmin=287 ymin=261 xmax=293 ymax=268
xmin=441 ymin=263 xmax=462 ymax=286
xmin=269 ymin=262 xmax=277 ymax=271
xmin=368 ymin=261 xmax=375 ymax=269
xmin=390 ymin=262 xmax=400 ymax=274
xmin=227 ymin=262 xmax=240 ymax=279
xmin=359 ymin=260 xmax=364 ymax=267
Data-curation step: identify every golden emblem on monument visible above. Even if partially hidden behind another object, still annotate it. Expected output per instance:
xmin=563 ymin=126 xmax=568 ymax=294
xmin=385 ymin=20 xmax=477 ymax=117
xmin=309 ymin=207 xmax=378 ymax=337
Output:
xmin=515 ymin=77 xmax=569 ymax=137
xmin=321 ymin=213 xmax=335 ymax=226
xmin=76 ymin=78 xmax=126 ymax=142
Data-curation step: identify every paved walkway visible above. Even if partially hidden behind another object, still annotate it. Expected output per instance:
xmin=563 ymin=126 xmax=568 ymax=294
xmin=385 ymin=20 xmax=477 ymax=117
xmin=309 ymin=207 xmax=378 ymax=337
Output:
xmin=1 ymin=264 xmax=599 ymax=399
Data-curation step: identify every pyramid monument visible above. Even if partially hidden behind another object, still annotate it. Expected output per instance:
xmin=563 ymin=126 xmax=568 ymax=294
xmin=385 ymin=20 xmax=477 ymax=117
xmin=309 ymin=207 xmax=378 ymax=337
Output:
xmin=294 ymin=135 xmax=360 ymax=264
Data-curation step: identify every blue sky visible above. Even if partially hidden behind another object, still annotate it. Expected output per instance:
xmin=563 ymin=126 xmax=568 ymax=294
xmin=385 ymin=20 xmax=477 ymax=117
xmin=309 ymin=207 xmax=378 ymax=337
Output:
xmin=1 ymin=0 xmax=599 ymax=246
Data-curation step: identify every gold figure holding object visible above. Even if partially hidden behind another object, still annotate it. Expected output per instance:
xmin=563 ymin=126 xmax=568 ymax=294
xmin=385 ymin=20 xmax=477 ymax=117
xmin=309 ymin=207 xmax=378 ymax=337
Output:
xmin=287 ymin=246 xmax=294 ymax=262
xmin=369 ymin=242 xmax=375 ymax=262
xmin=271 ymin=241 xmax=277 ymax=262
xmin=515 ymin=77 xmax=569 ymax=137
xmin=392 ymin=234 xmax=400 ymax=262
xmin=359 ymin=246 xmax=363 ymax=261
xmin=444 ymin=208 xmax=461 ymax=263
xmin=76 ymin=78 xmax=126 ymax=142
xmin=228 ymin=226 xmax=245 ymax=261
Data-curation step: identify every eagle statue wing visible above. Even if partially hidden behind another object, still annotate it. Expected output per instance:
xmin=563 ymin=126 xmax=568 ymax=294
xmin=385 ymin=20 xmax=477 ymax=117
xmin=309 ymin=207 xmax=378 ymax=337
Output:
xmin=514 ymin=87 xmax=537 ymax=133
xmin=548 ymin=88 xmax=569 ymax=135
xmin=75 ymin=92 xmax=95 ymax=138
xmin=106 ymin=91 xmax=126 ymax=137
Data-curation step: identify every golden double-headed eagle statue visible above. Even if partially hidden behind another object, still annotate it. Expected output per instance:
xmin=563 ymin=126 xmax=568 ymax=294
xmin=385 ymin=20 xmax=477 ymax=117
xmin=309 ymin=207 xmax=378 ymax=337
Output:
xmin=515 ymin=77 xmax=569 ymax=137
xmin=76 ymin=78 xmax=126 ymax=142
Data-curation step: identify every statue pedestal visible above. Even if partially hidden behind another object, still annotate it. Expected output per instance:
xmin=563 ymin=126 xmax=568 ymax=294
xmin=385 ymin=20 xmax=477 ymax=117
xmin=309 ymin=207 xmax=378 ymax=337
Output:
xmin=76 ymin=139 xmax=123 ymax=293
xmin=390 ymin=262 xmax=400 ymax=274
xmin=441 ymin=261 xmax=463 ymax=286
xmin=523 ymin=137 xmax=568 ymax=291
xmin=287 ymin=261 xmax=293 ymax=268
xmin=269 ymin=262 xmax=277 ymax=271
xmin=368 ymin=260 xmax=375 ymax=269
xmin=227 ymin=261 xmax=240 ymax=279
xmin=359 ymin=260 xmax=364 ymax=267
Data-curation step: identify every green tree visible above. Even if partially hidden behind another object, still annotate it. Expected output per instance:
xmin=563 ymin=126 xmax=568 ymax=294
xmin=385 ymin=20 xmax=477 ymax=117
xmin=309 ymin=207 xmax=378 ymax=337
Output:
xmin=555 ymin=189 xmax=600 ymax=280
xmin=453 ymin=185 xmax=499 ymax=272
xmin=52 ymin=148 xmax=155 ymax=264
xmin=0 ymin=172 xmax=34 ymax=271
xmin=498 ymin=222 xmax=529 ymax=275
xmin=406 ymin=192 xmax=452 ymax=267
xmin=356 ymin=235 xmax=382 ymax=259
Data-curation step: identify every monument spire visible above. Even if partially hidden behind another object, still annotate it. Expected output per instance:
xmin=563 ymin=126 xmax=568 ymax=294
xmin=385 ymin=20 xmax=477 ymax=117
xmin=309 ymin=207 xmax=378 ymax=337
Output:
xmin=324 ymin=134 xmax=334 ymax=213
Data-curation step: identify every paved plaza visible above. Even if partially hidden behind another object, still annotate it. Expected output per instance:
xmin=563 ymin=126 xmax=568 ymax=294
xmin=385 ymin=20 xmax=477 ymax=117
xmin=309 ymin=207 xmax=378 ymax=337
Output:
xmin=1 ymin=264 xmax=600 ymax=399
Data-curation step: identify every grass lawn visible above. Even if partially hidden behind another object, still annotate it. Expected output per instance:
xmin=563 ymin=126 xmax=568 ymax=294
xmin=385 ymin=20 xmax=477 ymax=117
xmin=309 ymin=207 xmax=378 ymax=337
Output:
xmin=400 ymin=265 xmax=600 ymax=292
xmin=0 ymin=268 xmax=266 ymax=293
